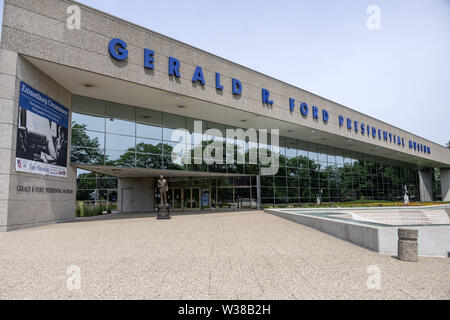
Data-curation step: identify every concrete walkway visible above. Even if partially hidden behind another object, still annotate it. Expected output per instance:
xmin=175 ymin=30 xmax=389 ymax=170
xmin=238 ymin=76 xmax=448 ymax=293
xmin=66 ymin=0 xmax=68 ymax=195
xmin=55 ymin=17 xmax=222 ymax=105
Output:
xmin=0 ymin=211 xmax=448 ymax=300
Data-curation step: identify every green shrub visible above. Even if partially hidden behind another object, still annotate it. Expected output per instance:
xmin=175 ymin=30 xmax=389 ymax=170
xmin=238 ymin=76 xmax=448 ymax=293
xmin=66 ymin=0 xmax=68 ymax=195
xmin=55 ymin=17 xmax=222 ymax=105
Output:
xmin=76 ymin=201 xmax=119 ymax=217
xmin=77 ymin=202 xmax=85 ymax=217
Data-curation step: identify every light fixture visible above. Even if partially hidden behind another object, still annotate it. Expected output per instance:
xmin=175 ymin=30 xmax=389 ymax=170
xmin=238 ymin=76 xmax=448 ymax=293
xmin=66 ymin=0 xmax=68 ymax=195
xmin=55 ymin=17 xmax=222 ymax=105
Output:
xmin=178 ymin=105 xmax=186 ymax=109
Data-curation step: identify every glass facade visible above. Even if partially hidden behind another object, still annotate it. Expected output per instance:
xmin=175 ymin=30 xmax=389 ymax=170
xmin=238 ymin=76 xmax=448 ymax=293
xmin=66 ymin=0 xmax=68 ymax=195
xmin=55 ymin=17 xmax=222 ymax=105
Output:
xmin=71 ymin=95 xmax=421 ymax=205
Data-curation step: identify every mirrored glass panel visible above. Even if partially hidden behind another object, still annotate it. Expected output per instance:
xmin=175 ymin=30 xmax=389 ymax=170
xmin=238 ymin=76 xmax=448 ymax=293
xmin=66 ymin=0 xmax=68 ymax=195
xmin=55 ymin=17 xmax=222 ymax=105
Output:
xmin=308 ymin=143 xmax=318 ymax=163
xmin=71 ymin=146 xmax=105 ymax=165
xmin=136 ymin=108 xmax=163 ymax=139
xmin=105 ymin=102 xmax=135 ymax=136
xmin=72 ymin=96 xmax=105 ymax=116
xmin=135 ymin=153 xmax=163 ymax=169
xmin=105 ymin=118 xmax=135 ymax=136
xmin=136 ymin=137 xmax=163 ymax=154
xmin=106 ymin=134 xmax=135 ymax=152
xmin=72 ymin=129 xmax=105 ymax=149
xmin=286 ymin=138 xmax=297 ymax=159
xmin=72 ymin=113 xmax=105 ymax=132
xmin=163 ymin=113 xmax=186 ymax=142
xmin=105 ymin=150 xmax=135 ymax=167
xmin=106 ymin=101 xmax=135 ymax=121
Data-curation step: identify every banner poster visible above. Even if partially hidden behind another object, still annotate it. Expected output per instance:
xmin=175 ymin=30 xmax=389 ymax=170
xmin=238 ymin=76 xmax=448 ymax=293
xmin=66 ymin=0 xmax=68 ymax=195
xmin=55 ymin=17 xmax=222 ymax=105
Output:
xmin=15 ymin=82 xmax=69 ymax=178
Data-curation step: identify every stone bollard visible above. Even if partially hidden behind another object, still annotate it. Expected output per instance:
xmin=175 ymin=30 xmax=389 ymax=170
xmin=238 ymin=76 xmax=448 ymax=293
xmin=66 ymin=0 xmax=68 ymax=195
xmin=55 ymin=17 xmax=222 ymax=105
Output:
xmin=397 ymin=229 xmax=418 ymax=262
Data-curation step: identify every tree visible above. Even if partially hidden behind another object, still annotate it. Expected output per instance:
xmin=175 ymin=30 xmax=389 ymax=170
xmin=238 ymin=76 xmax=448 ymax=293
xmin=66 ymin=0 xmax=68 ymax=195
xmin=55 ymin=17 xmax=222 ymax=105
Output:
xmin=446 ymin=140 xmax=450 ymax=149
xmin=71 ymin=122 xmax=106 ymax=165
xmin=109 ymin=142 xmax=185 ymax=171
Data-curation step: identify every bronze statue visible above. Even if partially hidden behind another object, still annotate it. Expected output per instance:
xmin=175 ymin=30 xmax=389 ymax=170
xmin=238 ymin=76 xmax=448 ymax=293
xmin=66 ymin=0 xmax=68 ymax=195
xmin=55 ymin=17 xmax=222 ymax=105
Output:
xmin=158 ymin=175 xmax=169 ymax=205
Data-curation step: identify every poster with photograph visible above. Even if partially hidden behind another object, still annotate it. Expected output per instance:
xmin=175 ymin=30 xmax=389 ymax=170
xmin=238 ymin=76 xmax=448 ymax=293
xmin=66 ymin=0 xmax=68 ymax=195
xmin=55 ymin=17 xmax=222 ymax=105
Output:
xmin=16 ymin=82 xmax=69 ymax=178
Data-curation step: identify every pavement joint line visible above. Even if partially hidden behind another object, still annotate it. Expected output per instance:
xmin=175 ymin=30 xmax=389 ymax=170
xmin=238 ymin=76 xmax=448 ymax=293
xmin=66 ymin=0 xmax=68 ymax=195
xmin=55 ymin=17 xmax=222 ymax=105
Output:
xmin=386 ymin=271 xmax=427 ymax=291
xmin=397 ymin=288 xmax=416 ymax=299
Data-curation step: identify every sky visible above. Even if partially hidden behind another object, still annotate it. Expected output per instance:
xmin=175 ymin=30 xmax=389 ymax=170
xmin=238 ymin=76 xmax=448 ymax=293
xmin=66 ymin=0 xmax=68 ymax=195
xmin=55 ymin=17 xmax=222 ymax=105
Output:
xmin=1 ymin=0 xmax=449 ymax=146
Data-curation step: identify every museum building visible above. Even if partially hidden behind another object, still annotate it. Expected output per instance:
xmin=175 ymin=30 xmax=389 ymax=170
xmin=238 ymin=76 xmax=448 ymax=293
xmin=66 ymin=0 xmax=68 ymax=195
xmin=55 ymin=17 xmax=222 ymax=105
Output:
xmin=1 ymin=0 xmax=449 ymax=231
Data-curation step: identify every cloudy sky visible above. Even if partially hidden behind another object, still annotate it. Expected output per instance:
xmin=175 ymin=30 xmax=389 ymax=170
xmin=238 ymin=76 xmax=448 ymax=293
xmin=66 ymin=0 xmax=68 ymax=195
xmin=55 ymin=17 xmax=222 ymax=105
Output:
xmin=1 ymin=0 xmax=449 ymax=146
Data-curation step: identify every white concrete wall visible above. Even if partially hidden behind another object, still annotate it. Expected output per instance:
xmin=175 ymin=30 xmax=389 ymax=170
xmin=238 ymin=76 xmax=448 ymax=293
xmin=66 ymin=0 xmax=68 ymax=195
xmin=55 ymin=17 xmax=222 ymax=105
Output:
xmin=268 ymin=209 xmax=450 ymax=257
xmin=267 ymin=209 xmax=380 ymax=252
xmin=418 ymin=169 xmax=433 ymax=202
xmin=0 ymin=49 xmax=76 ymax=231
xmin=441 ymin=168 xmax=450 ymax=202
xmin=118 ymin=177 xmax=154 ymax=213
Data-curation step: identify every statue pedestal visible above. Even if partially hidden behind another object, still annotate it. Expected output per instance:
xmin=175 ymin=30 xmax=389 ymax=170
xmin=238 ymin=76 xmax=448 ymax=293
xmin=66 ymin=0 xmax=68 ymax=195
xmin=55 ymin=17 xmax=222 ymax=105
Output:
xmin=157 ymin=204 xmax=171 ymax=220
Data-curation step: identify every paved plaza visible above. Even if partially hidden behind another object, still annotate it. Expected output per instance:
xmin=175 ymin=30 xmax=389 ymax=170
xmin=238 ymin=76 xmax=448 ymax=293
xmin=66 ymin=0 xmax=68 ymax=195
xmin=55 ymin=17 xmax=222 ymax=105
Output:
xmin=0 ymin=211 xmax=449 ymax=300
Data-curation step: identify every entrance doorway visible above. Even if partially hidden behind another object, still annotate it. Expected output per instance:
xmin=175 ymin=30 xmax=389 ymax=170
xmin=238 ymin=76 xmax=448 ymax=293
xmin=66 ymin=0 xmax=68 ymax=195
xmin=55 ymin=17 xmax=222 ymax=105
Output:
xmin=155 ymin=176 xmax=258 ymax=212
xmin=184 ymin=187 xmax=200 ymax=211
xmin=167 ymin=187 xmax=201 ymax=212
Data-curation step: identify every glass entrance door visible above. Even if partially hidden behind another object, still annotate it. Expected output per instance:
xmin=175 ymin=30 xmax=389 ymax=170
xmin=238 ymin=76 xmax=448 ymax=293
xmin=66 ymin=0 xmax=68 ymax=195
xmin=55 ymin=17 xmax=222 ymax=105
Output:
xmin=191 ymin=188 xmax=200 ymax=210
xmin=172 ymin=188 xmax=182 ymax=210
xmin=174 ymin=187 xmax=200 ymax=211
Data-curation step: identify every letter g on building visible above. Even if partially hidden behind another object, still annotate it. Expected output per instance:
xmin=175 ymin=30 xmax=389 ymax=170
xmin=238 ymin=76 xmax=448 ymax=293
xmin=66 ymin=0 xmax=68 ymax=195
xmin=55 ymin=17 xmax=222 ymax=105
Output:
xmin=108 ymin=38 xmax=128 ymax=61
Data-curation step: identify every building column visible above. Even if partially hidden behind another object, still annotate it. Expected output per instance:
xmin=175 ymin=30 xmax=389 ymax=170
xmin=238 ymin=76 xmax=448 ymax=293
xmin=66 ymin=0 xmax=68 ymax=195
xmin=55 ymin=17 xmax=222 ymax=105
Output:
xmin=440 ymin=168 xmax=450 ymax=202
xmin=418 ymin=169 xmax=433 ymax=202
xmin=0 ymin=49 xmax=76 ymax=231
xmin=0 ymin=49 xmax=17 ymax=231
